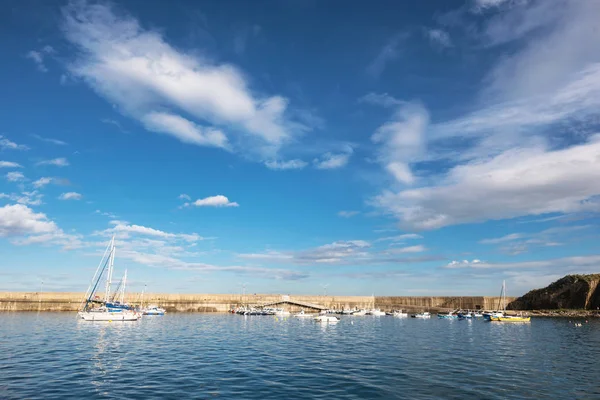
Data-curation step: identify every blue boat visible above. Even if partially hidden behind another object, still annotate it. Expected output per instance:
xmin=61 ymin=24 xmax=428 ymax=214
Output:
xmin=438 ymin=312 xmax=458 ymax=319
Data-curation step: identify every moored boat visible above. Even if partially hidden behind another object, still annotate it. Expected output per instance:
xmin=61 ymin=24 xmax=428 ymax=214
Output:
xmin=314 ymin=315 xmax=340 ymax=323
xmin=438 ymin=311 xmax=458 ymax=319
xmin=78 ymin=237 xmax=141 ymax=322
xmin=143 ymin=305 xmax=166 ymax=315
xmin=293 ymin=310 xmax=313 ymax=318
xmin=488 ymin=281 xmax=531 ymax=323
xmin=413 ymin=312 xmax=431 ymax=319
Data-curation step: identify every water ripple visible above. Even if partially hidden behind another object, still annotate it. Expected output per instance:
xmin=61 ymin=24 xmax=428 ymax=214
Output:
xmin=0 ymin=313 xmax=599 ymax=399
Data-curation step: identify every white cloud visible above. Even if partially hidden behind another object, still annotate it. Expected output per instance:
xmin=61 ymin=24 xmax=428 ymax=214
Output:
xmin=313 ymin=146 xmax=353 ymax=169
xmin=59 ymin=192 xmax=82 ymax=200
xmin=481 ymin=1 xmax=600 ymax=104
xmin=186 ymin=195 xmax=239 ymax=208
xmin=0 ymin=204 xmax=58 ymax=237
xmin=0 ymin=161 xmax=22 ymax=168
xmin=359 ymin=92 xmax=403 ymax=108
xmin=120 ymin=249 xmax=307 ymax=280
xmin=36 ymin=158 xmax=69 ymax=167
xmin=387 ymin=245 xmax=426 ymax=254
xmin=480 ymin=233 xmax=524 ymax=244
xmin=6 ymin=172 xmax=25 ymax=182
xmin=338 ymin=210 xmax=359 ymax=218
xmin=372 ymin=136 xmax=600 ymax=230
xmin=178 ymin=194 xmax=191 ymax=201
xmin=480 ymin=225 xmax=589 ymax=255
xmin=426 ymin=29 xmax=452 ymax=47
xmin=33 ymin=177 xmax=53 ymax=188
xmin=472 ymin=0 xmax=512 ymax=12
xmin=26 ymin=51 xmax=46 ymax=72
xmin=142 ymin=112 xmax=229 ymax=149
xmin=31 ymin=134 xmax=67 ymax=146
xmin=367 ymin=33 xmax=407 ymax=78
xmin=62 ymin=1 xmax=303 ymax=156
xmin=375 ymin=233 xmax=423 ymax=242
xmin=97 ymin=222 xmax=202 ymax=242
xmin=445 ymin=254 xmax=600 ymax=270
xmin=370 ymin=100 xmax=429 ymax=184
xmin=238 ymin=239 xmax=440 ymax=267
xmin=0 ymin=136 xmax=28 ymax=151
xmin=95 ymin=209 xmax=118 ymax=219
xmin=264 ymin=159 xmax=307 ymax=170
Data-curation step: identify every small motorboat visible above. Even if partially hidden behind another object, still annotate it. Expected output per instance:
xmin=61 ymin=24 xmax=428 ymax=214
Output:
xmin=143 ymin=305 xmax=166 ymax=315
xmin=438 ymin=312 xmax=458 ymax=319
xmin=314 ymin=315 xmax=340 ymax=323
xmin=457 ymin=311 xmax=472 ymax=319
xmin=393 ymin=310 xmax=408 ymax=318
xmin=413 ymin=312 xmax=431 ymax=319
xmin=369 ymin=309 xmax=386 ymax=316
xmin=351 ymin=309 xmax=368 ymax=316
xmin=293 ymin=310 xmax=313 ymax=318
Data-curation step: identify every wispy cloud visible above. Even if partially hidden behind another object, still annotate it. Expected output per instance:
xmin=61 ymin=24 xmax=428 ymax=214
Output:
xmin=264 ymin=159 xmax=307 ymax=170
xmin=0 ymin=161 xmax=22 ymax=168
xmin=0 ymin=136 xmax=29 ymax=151
xmin=58 ymin=192 xmax=82 ymax=200
xmin=95 ymin=209 xmax=118 ymax=219
xmin=372 ymin=136 xmax=600 ymax=230
xmin=33 ymin=177 xmax=54 ymax=188
xmin=5 ymin=172 xmax=25 ymax=182
xmin=313 ymin=146 xmax=353 ymax=169
xmin=479 ymin=233 xmax=524 ymax=244
xmin=36 ymin=158 xmax=69 ymax=167
xmin=386 ymin=245 xmax=426 ymax=254
xmin=338 ymin=210 xmax=359 ymax=218
xmin=239 ymin=239 xmax=440 ymax=266
xmin=95 ymin=222 xmax=202 ymax=242
xmin=62 ymin=1 xmax=305 ymax=157
xmin=25 ymin=46 xmax=54 ymax=72
xmin=425 ymin=29 xmax=452 ymax=48
xmin=367 ymin=33 xmax=407 ymax=78
xmin=184 ymin=195 xmax=239 ymax=208
xmin=375 ymin=233 xmax=423 ymax=242
xmin=0 ymin=204 xmax=82 ymax=249
xmin=368 ymin=97 xmax=429 ymax=185
xmin=31 ymin=134 xmax=67 ymax=146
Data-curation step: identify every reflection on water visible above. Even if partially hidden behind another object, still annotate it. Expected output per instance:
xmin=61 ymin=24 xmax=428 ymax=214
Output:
xmin=1 ymin=313 xmax=599 ymax=399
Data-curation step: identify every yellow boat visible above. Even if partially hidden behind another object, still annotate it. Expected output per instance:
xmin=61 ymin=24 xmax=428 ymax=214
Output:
xmin=490 ymin=315 xmax=531 ymax=322
xmin=489 ymin=280 xmax=531 ymax=322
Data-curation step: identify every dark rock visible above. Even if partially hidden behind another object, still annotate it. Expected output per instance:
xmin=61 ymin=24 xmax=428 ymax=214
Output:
xmin=508 ymin=274 xmax=600 ymax=310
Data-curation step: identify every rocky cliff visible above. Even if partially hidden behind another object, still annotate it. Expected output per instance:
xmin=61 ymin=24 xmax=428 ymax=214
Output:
xmin=508 ymin=274 xmax=600 ymax=310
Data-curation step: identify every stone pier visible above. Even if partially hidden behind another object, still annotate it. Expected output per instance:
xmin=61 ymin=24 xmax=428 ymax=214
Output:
xmin=0 ymin=292 xmax=515 ymax=313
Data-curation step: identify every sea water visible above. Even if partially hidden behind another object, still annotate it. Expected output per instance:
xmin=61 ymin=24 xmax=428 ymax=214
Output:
xmin=1 ymin=313 xmax=599 ymax=399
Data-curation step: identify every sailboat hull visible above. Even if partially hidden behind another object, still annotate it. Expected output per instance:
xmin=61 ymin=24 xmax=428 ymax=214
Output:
xmin=78 ymin=311 xmax=141 ymax=321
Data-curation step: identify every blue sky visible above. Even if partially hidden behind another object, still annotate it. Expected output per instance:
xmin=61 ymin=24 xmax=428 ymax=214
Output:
xmin=1 ymin=0 xmax=600 ymax=296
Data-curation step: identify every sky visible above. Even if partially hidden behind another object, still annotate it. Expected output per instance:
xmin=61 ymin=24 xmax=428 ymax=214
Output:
xmin=1 ymin=0 xmax=600 ymax=296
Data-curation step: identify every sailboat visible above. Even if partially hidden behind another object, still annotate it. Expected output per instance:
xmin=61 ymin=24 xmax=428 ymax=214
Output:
xmin=78 ymin=237 xmax=141 ymax=321
xmin=489 ymin=280 xmax=530 ymax=323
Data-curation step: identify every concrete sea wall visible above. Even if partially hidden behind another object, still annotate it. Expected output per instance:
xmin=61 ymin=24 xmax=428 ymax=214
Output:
xmin=0 ymin=292 xmax=515 ymax=313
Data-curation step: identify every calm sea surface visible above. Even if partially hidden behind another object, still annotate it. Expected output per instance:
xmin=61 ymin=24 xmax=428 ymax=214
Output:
xmin=1 ymin=313 xmax=599 ymax=399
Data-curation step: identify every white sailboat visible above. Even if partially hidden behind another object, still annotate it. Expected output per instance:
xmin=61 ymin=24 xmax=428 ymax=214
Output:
xmin=78 ymin=237 xmax=141 ymax=321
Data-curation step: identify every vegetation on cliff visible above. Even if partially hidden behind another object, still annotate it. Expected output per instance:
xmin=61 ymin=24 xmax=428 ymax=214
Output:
xmin=508 ymin=274 xmax=600 ymax=310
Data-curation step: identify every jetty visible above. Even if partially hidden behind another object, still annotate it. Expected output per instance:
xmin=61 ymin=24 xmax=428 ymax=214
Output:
xmin=0 ymin=292 xmax=512 ymax=313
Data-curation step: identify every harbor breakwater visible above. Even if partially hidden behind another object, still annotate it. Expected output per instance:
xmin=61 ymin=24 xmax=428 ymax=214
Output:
xmin=0 ymin=292 xmax=513 ymax=313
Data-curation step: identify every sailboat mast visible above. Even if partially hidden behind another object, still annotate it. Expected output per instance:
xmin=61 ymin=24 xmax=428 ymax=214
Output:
xmin=104 ymin=236 xmax=115 ymax=303
xmin=120 ymin=269 xmax=127 ymax=304
xmin=503 ymin=280 xmax=506 ymax=312
xmin=141 ymin=284 xmax=146 ymax=309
